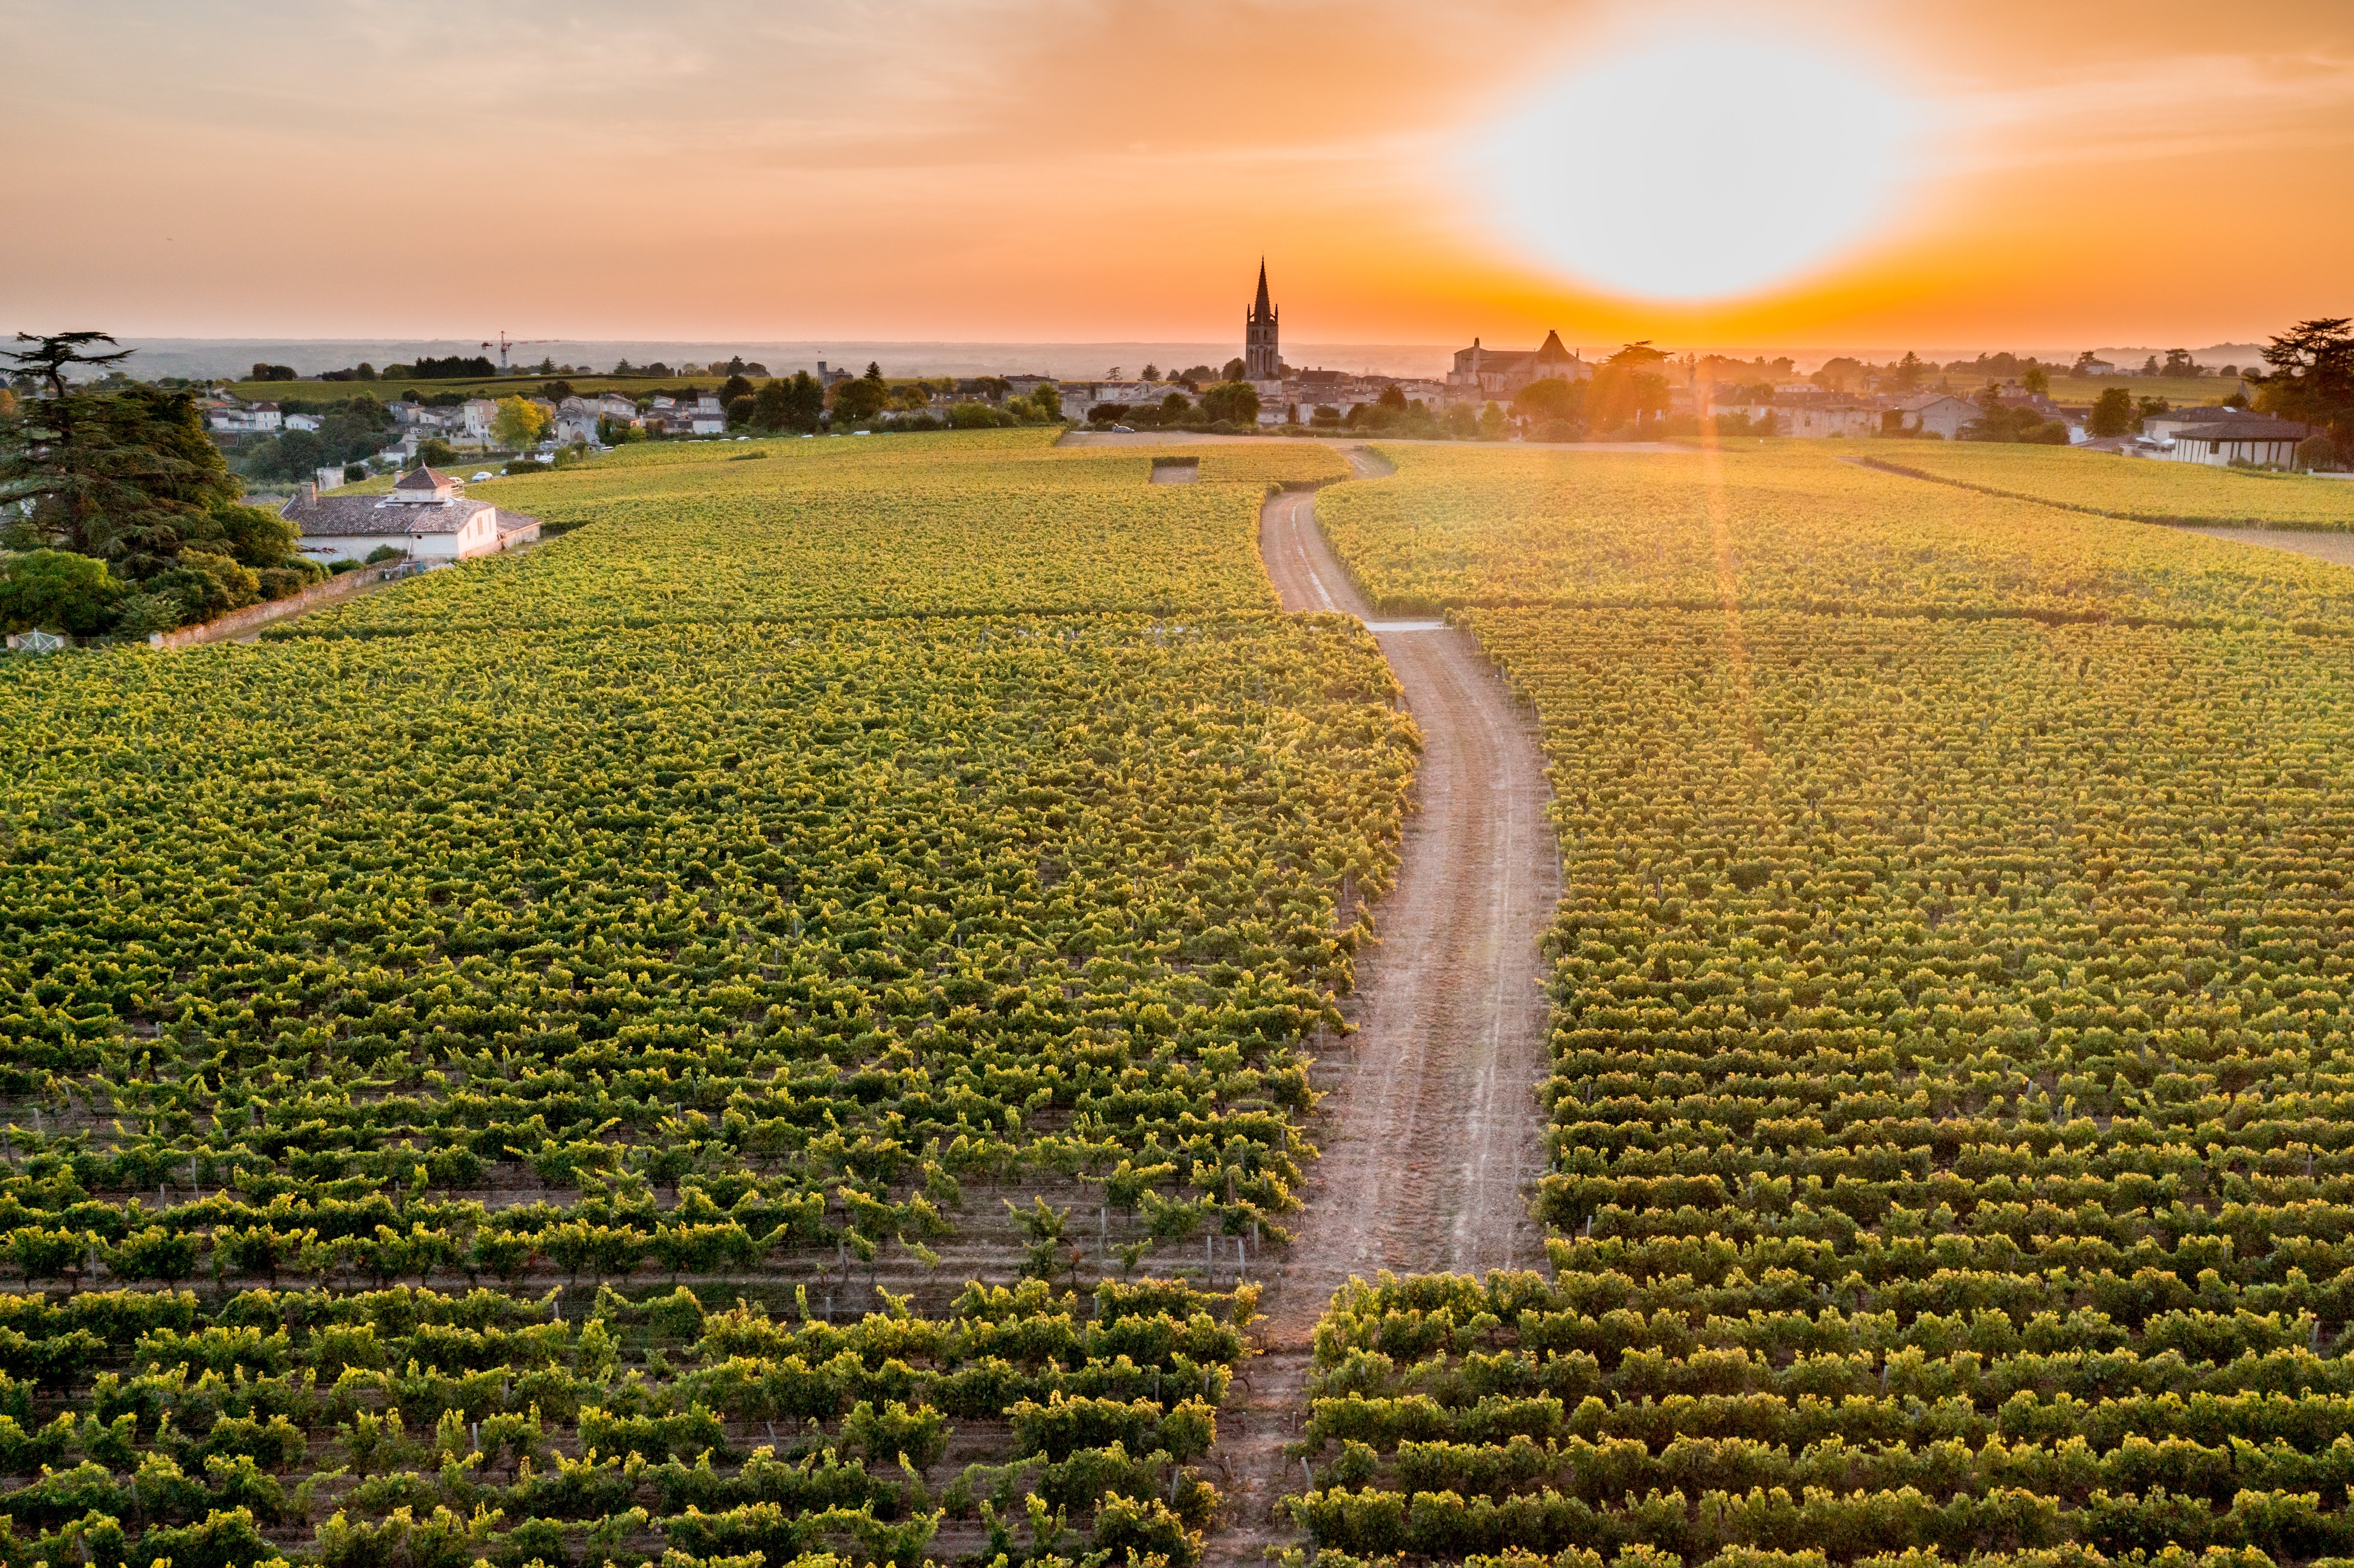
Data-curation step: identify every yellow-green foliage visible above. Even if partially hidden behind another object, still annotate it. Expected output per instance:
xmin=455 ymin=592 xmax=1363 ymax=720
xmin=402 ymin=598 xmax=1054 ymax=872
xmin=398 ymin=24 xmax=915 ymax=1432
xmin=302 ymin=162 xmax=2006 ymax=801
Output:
xmin=1862 ymin=443 xmax=2354 ymax=530
xmin=1316 ymin=443 xmax=2354 ymax=626
xmin=1296 ymin=413 xmax=2354 ymax=1566
xmin=1292 ymin=606 xmax=2354 ymax=1563
xmin=294 ymin=431 xmax=1345 ymax=635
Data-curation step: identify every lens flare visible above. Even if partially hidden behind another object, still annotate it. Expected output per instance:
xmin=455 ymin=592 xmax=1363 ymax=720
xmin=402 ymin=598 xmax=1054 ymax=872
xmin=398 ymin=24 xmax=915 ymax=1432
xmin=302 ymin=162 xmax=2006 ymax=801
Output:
xmin=1472 ymin=28 xmax=1927 ymax=301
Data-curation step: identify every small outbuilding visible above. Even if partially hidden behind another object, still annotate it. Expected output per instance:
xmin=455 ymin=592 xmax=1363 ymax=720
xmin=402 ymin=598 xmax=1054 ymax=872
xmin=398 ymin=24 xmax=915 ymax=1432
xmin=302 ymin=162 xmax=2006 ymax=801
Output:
xmin=281 ymin=467 xmax=542 ymax=564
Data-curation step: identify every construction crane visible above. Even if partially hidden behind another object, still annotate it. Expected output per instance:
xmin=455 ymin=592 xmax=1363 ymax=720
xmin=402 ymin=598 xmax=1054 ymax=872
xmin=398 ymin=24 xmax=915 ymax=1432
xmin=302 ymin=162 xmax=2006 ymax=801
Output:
xmin=481 ymin=331 xmax=556 ymax=373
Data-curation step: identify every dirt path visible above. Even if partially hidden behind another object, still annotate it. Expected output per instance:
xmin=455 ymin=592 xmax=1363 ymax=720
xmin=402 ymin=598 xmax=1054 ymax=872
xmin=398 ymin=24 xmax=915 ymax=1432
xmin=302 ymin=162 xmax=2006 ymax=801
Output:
xmin=2181 ymin=524 xmax=2354 ymax=568
xmin=1206 ymin=481 xmax=1559 ymax=1562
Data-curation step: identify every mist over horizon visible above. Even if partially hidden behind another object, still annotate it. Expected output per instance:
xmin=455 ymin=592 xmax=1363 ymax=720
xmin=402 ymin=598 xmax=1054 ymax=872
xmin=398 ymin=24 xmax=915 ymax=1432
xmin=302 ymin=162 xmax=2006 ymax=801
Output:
xmin=90 ymin=336 xmax=2278 ymax=384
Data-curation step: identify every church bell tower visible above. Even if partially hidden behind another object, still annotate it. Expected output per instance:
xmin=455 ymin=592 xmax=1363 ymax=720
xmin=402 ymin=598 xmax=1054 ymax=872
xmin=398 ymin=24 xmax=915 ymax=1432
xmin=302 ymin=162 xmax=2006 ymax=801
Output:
xmin=1244 ymin=260 xmax=1279 ymax=382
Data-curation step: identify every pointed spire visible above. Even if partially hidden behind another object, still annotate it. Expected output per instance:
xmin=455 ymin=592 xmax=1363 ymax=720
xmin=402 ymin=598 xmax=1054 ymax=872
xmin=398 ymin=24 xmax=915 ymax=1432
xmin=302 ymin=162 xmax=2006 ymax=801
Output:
xmin=1254 ymin=258 xmax=1270 ymax=318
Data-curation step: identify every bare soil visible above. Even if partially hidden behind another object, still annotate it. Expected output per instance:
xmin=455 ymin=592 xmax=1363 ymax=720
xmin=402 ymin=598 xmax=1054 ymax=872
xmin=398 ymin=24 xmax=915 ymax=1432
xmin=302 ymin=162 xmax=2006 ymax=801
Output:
xmin=1204 ymin=480 xmax=1559 ymax=1563
xmin=2182 ymin=525 xmax=2354 ymax=568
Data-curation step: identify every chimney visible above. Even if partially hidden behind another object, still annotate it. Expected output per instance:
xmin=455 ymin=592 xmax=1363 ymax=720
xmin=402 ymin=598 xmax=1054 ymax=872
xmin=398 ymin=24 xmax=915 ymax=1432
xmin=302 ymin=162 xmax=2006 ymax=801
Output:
xmin=298 ymin=482 xmax=317 ymax=507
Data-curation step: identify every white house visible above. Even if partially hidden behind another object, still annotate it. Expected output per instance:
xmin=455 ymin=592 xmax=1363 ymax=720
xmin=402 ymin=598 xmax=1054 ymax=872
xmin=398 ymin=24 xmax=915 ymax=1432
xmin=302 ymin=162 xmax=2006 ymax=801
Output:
xmin=207 ymin=401 xmax=282 ymax=435
xmin=282 ymin=411 xmax=323 ymax=432
xmin=1893 ymin=393 xmax=1977 ymax=439
xmin=281 ymin=467 xmax=542 ymax=563
xmin=2159 ymin=418 xmax=2310 ymax=468
xmin=597 ymin=392 xmax=639 ymax=422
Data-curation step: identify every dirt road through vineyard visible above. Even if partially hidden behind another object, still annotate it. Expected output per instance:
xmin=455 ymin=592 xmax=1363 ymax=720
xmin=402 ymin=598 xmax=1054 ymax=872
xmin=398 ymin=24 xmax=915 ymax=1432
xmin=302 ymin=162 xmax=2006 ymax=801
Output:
xmin=1206 ymin=465 xmax=1559 ymax=1560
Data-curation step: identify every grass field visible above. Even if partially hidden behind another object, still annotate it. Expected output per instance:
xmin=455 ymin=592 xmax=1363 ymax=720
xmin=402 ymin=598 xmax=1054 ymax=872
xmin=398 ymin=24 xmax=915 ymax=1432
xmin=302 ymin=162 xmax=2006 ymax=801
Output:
xmin=1862 ymin=443 xmax=2354 ymax=530
xmin=1292 ymin=439 xmax=2354 ymax=1565
xmin=2047 ymin=372 xmax=2254 ymax=407
xmin=0 ymin=428 xmax=1396 ymax=1567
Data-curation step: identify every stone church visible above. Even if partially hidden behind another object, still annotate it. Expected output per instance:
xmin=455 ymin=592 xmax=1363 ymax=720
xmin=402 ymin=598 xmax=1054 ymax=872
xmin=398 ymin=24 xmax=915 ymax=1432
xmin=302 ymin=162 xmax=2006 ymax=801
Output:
xmin=1245 ymin=261 xmax=1281 ymax=386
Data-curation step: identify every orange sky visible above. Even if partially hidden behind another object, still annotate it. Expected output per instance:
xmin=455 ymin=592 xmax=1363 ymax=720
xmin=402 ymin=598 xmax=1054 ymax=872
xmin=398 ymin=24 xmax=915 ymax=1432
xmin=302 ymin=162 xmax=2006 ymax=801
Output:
xmin=7 ymin=0 xmax=2351 ymax=352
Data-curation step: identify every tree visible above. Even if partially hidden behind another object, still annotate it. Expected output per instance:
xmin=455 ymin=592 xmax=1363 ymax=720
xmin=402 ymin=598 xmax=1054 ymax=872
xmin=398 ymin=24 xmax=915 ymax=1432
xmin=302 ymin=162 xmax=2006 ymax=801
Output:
xmin=720 ymin=374 xmax=754 ymax=408
xmin=865 ymin=361 xmax=883 ymax=382
xmin=1222 ymin=357 xmax=1247 ymax=381
xmin=752 ymin=371 xmax=825 ymax=433
xmin=1586 ymin=343 xmax=1672 ymax=433
xmin=1966 ymin=383 xmax=2069 ymax=443
xmin=2251 ymin=317 xmax=2354 ymax=463
xmin=1200 ymin=381 xmax=1260 ymax=426
xmin=416 ymin=437 xmax=458 ymax=468
xmin=1160 ymin=391 xmax=1192 ymax=421
xmin=211 ymin=499 xmax=301 ymax=569
xmin=1477 ymin=401 xmax=1509 ymax=440
xmin=2022 ymin=366 xmax=2050 ymax=395
xmin=2298 ymin=434 xmax=2338 ymax=472
xmin=539 ymin=380 xmax=575 ymax=403
xmin=355 ymin=363 xmax=377 ymax=381
xmin=2087 ymin=387 xmax=2138 ymax=437
xmin=0 ymin=550 xmax=124 ymax=634
xmin=831 ymin=376 xmax=891 ymax=422
xmin=1513 ymin=376 xmax=1584 ymax=429
xmin=0 ymin=336 xmax=241 ymax=578
xmin=2164 ymin=348 xmax=2198 ymax=376
xmin=490 ymin=395 xmax=551 ymax=451
xmin=1140 ymin=364 xmax=1159 ymax=382
xmin=1892 ymin=352 xmax=1924 ymax=393
xmin=2141 ymin=356 xmax=2161 ymax=376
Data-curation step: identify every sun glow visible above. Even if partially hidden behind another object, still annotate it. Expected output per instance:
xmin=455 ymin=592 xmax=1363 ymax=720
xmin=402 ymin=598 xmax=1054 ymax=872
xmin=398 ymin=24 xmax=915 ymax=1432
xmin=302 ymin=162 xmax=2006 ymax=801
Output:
xmin=1471 ymin=26 xmax=1929 ymax=302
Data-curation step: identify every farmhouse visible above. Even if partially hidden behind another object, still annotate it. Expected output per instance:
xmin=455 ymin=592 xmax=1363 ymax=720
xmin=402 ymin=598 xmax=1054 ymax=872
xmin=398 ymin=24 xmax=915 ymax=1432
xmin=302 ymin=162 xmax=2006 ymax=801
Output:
xmin=2143 ymin=404 xmax=2264 ymax=445
xmin=2159 ymin=417 xmax=2310 ymax=469
xmin=1892 ymin=392 xmax=1977 ymax=439
xmin=281 ymin=467 xmax=542 ymax=564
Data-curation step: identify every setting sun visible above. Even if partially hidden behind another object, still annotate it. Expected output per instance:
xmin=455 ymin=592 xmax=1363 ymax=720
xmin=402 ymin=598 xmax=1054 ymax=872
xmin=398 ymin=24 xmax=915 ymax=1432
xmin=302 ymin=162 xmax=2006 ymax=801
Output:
xmin=1469 ymin=26 xmax=1929 ymax=302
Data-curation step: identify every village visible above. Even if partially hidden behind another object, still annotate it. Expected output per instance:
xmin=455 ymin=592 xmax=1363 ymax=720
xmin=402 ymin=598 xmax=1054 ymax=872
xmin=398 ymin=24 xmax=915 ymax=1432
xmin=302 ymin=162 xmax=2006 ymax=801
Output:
xmin=182 ymin=266 xmax=2323 ymax=486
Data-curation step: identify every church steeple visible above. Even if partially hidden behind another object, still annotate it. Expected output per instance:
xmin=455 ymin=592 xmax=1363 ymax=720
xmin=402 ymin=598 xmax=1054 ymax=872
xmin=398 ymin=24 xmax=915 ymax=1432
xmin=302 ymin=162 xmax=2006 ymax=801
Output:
xmin=1244 ymin=259 xmax=1280 ymax=382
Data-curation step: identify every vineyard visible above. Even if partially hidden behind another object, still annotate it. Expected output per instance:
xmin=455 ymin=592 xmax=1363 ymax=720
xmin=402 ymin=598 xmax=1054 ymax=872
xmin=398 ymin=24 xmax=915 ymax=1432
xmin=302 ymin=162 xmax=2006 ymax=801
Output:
xmin=0 ymin=429 xmax=1406 ymax=1566
xmin=1311 ymin=445 xmax=2354 ymax=628
xmin=279 ymin=432 xmax=1346 ymax=637
xmin=0 ymin=1273 xmax=1253 ymax=1568
xmin=1287 ymin=443 xmax=2354 ymax=1565
xmin=1858 ymin=446 xmax=2354 ymax=531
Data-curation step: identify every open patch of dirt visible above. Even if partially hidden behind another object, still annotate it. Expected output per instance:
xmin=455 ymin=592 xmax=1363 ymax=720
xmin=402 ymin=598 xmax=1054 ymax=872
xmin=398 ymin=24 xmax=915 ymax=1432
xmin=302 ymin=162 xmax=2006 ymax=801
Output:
xmin=1204 ymin=485 xmax=1560 ymax=1563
